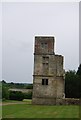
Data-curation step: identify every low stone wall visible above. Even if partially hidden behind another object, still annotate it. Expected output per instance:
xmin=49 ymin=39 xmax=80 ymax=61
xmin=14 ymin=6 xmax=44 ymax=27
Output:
xmin=62 ymin=98 xmax=80 ymax=105
xmin=9 ymin=88 xmax=32 ymax=93
xmin=32 ymin=97 xmax=56 ymax=105
xmin=32 ymin=97 xmax=80 ymax=105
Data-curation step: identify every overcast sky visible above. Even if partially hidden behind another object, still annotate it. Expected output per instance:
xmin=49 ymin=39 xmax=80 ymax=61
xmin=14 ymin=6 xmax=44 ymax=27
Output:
xmin=2 ymin=2 xmax=79 ymax=83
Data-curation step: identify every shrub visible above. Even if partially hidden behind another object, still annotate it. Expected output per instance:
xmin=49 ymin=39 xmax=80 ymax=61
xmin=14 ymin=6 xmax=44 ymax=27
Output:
xmin=23 ymin=92 xmax=32 ymax=99
xmin=2 ymin=86 xmax=9 ymax=100
xmin=26 ymin=84 xmax=33 ymax=89
xmin=9 ymin=91 xmax=24 ymax=101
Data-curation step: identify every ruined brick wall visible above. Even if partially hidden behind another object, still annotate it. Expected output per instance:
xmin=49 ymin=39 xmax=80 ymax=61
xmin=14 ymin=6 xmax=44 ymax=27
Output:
xmin=32 ymin=36 xmax=65 ymax=105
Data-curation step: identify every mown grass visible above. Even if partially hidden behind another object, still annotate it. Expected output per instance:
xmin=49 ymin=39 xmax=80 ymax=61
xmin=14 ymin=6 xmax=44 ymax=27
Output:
xmin=2 ymin=99 xmax=31 ymax=103
xmin=2 ymin=100 xmax=79 ymax=118
xmin=0 ymin=104 xmax=2 ymax=119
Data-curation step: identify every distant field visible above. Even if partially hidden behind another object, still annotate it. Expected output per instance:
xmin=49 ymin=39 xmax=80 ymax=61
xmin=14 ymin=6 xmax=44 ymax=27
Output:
xmin=2 ymin=100 xmax=79 ymax=118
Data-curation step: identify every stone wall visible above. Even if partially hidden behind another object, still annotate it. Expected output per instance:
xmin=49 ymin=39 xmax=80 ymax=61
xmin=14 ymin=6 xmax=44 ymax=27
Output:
xmin=34 ymin=55 xmax=64 ymax=76
xmin=62 ymin=98 xmax=80 ymax=105
xmin=34 ymin=36 xmax=54 ymax=55
xmin=32 ymin=36 xmax=65 ymax=105
xmin=32 ymin=98 xmax=80 ymax=105
xmin=32 ymin=97 xmax=56 ymax=105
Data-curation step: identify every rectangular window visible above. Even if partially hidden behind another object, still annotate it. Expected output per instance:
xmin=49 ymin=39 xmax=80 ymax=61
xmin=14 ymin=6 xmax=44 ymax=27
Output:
xmin=42 ymin=79 xmax=48 ymax=85
xmin=42 ymin=56 xmax=49 ymax=63
xmin=43 ymin=63 xmax=48 ymax=68
xmin=42 ymin=56 xmax=49 ymax=74
xmin=41 ymin=43 xmax=48 ymax=48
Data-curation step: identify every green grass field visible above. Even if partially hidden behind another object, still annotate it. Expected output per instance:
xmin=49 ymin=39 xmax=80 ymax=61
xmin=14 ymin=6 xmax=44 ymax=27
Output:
xmin=2 ymin=100 xmax=79 ymax=118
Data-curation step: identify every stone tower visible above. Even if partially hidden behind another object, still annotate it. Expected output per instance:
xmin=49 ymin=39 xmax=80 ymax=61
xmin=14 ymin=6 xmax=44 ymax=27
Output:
xmin=32 ymin=36 xmax=65 ymax=105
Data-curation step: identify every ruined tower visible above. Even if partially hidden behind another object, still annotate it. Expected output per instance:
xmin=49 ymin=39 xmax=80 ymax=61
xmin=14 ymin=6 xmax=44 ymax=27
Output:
xmin=32 ymin=36 xmax=65 ymax=105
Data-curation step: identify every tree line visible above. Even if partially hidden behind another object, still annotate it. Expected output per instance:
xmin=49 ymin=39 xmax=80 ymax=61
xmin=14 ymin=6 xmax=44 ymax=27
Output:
xmin=65 ymin=64 xmax=81 ymax=98
xmin=1 ymin=81 xmax=33 ymax=101
xmin=1 ymin=64 xmax=81 ymax=101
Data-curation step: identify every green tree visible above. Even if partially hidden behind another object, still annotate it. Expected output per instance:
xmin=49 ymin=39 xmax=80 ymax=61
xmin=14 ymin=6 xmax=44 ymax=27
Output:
xmin=77 ymin=64 xmax=81 ymax=76
xmin=2 ymin=80 xmax=9 ymax=100
xmin=9 ymin=91 xmax=24 ymax=101
xmin=76 ymin=64 xmax=81 ymax=98
xmin=23 ymin=92 xmax=32 ymax=99
xmin=65 ymin=70 xmax=80 ymax=98
xmin=2 ymin=86 xmax=9 ymax=100
xmin=26 ymin=84 xmax=33 ymax=89
xmin=1 ymin=80 xmax=6 ymax=84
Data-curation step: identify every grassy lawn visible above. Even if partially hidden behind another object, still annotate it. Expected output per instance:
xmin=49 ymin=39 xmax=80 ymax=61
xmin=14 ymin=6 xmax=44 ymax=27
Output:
xmin=0 ymin=104 xmax=2 ymax=119
xmin=2 ymin=100 xmax=79 ymax=118
xmin=2 ymin=99 xmax=31 ymax=104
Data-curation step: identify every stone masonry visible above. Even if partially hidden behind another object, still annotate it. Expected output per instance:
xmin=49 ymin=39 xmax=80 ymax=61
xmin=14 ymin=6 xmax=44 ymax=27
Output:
xmin=32 ymin=36 xmax=65 ymax=105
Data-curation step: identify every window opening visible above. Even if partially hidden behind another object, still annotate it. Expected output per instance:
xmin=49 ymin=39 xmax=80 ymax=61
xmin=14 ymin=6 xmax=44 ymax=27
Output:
xmin=42 ymin=79 xmax=48 ymax=85
xmin=41 ymin=43 xmax=48 ymax=48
